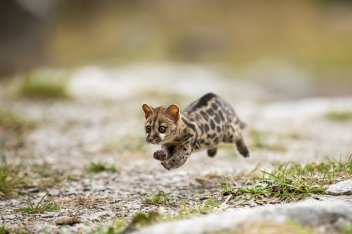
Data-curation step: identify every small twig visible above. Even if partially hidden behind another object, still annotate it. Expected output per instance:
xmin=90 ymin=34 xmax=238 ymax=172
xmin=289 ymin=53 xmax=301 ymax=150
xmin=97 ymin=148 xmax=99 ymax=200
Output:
xmin=217 ymin=194 xmax=232 ymax=212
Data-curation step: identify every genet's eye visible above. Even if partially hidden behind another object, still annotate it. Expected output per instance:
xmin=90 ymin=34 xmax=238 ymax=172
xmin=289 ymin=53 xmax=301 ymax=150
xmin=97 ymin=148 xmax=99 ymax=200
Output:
xmin=158 ymin=126 xmax=166 ymax=133
xmin=146 ymin=126 xmax=151 ymax=133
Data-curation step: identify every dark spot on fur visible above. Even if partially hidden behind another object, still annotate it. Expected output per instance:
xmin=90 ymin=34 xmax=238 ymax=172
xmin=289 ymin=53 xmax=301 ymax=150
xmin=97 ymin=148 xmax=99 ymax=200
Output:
xmin=200 ymin=111 xmax=209 ymax=121
xmin=214 ymin=114 xmax=220 ymax=124
xmin=183 ymin=147 xmax=187 ymax=151
xmin=210 ymin=119 xmax=216 ymax=130
xmin=219 ymin=111 xmax=225 ymax=121
xmin=182 ymin=118 xmax=196 ymax=132
xmin=214 ymin=137 xmax=219 ymax=143
xmin=207 ymin=133 xmax=216 ymax=139
xmin=205 ymin=142 xmax=211 ymax=146
xmin=191 ymin=93 xmax=217 ymax=110
xmin=200 ymin=139 xmax=205 ymax=144
xmin=183 ymin=129 xmax=187 ymax=134
xmin=207 ymin=108 xmax=214 ymax=116
xmin=200 ymin=124 xmax=204 ymax=134
xmin=183 ymin=134 xmax=191 ymax=141
xmin=217 ymin=126 xmax=221 ymax=133
xmin=211 ymin=103 xmax=218 ymax=110
xmin=174 ymin=137 xmax=182 ymax=142
xmin=205 ymin=124 xmax=210 ymax=132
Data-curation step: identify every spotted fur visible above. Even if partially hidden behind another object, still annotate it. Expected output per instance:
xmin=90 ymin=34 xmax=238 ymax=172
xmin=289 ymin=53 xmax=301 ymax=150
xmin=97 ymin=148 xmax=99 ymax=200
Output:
xmin=142 ymin=93 xmax=249 ymax=170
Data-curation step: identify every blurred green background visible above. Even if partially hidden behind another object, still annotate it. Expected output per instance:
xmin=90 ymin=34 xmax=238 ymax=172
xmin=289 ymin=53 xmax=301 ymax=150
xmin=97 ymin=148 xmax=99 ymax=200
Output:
xmin=1 ymin=0 xmax=352 ymax=94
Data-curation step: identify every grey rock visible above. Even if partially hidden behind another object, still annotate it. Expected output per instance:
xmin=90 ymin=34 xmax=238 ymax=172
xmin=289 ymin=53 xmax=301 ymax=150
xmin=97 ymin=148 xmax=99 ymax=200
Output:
xmin=9 ymin=199 xmax=21 ymax=206
xmin=86 ymin=211 xmax=108 ymax=221
xmin=334 ymin=217 xmax=352 ymax=230
xmin=27 ymin=187 xmax=39 ymax=193
xmin=326 ymin=180 xmax=352 ymax=195
xmin=133 ymin=201 xmax=352 ymax=234
xmin=49 ymin=189 xmax=60 ymax=196
xmin=3 ymin=215 xmax=16 ymax=220
xmin=41 ymin=212 xmax=55 ymax=218
xmin=60 ymin=210 xmax=70 ymax=216
xmin=250 ymin=201 xmax=258 ymax=207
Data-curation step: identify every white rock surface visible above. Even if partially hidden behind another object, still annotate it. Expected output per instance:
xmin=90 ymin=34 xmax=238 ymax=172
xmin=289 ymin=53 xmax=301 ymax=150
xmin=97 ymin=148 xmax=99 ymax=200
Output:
xmin=327 ymin=180 xmax=352 ymax=195
xmin=134 ymin=201 xmax=352 ymax=234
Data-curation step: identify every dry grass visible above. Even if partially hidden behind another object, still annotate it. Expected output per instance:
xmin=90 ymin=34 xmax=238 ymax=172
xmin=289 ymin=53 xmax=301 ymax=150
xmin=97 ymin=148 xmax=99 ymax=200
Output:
xmin=0 ymin=110 xmax=34 ymax=133
xmin=325 ymin=111 xmax=352 ymax=121
xmin=220 ymin=157 xmax=352 ymax=205
xmin=17 ymin=74 xmax=71 ymax=100
xmin=0 ymin=109 xmax=35 ymax=150
xmin=0 ymin=162 xmax=25 ymax=197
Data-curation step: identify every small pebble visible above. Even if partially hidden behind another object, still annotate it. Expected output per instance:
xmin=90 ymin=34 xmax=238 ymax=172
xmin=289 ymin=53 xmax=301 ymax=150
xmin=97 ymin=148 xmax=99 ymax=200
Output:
xmin=3 ymin=215 xmax=16 ymax=220
xmin=55 ymin=216 xmax=81 ymax=226
xmin=250 ymin=201 xmax=258 ymax=207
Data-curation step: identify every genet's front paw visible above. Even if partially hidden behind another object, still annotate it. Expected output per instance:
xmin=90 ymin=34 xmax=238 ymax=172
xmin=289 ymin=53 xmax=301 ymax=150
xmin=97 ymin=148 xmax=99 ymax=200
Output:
xmin=153 ymin=150 xmax=167 ymax=161
xmin=161 ymin=161 xmax=171 ymax=170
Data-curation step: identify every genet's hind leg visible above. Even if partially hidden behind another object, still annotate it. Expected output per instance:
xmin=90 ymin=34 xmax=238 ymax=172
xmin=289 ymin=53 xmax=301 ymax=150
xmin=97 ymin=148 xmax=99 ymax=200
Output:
xmin=207 ymin=147 xmax=217 ymax=157
xmin=235 ymin=135 xmax=250 ymax=157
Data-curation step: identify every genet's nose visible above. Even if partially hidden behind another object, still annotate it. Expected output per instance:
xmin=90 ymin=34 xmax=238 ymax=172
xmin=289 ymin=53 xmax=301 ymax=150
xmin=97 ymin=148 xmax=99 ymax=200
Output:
xmin=147 ymin=136 xmax=154 ymax=143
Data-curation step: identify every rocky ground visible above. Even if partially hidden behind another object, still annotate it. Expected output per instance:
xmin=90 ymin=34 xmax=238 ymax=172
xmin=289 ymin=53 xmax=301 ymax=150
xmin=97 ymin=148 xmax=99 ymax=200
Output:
xmin=0 ymin=63 xmax=352 ymax=233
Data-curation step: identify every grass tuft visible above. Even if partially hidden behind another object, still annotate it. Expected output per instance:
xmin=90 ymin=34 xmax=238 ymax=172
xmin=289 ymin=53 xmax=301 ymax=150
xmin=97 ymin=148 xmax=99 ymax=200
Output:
xmin=182 ymin=198 xmax=220 ymax=215
xmin=287 ymin=132 xmax=302 ymax=140
xmin=30 ymin=165 xmax=70 ymax=189
xmin=0 ymin=162 xmax=25 ymax=197
xmin=0 ymin=110 xmax=34 ymax=133
xmin=221 ymin=157 xmax=352 ymax=205
xmin=0 ymin=110 xmax=35 ymax=149
xmin=85 ymin=162 xmax=119 ymax=173
xmin=91 ymin=219 xmax=127 ymax=234
xmin=325 ymin=111 xmax=352 ymax=121
xmin=93 ymin=212 xmax=158 ymax=234
xmin=17 ymin=192 xmax=59 ymax=214
xmin=0 ymin=227 xmax=10 ymax=234
xmin=143 ymin=191 xmax=173 ymax=205
xmin=219 ymin=176 xmax=233 ymax=196
xmin=0 ymin=227 xmax=28 ymax=234
xmin=341 ymin=223 xmax=352 ymax=234
xmin=17 ymin=74 xmax=71 ymax=100
xmin=124 ymin=211 xmax=159 ymax=232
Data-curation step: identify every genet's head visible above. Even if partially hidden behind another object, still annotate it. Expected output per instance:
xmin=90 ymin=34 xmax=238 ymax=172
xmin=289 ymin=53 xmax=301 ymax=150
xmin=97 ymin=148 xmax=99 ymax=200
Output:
xmin=142 ymin=104 xmax=180 ymax=144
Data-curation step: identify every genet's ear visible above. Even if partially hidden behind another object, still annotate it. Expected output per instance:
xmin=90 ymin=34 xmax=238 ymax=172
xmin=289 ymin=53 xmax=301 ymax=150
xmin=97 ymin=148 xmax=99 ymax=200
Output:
xmin=142 ymin=104 xmax=153 ymax=119
xmin=164 ymin=104 xmax=180 ymax=122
